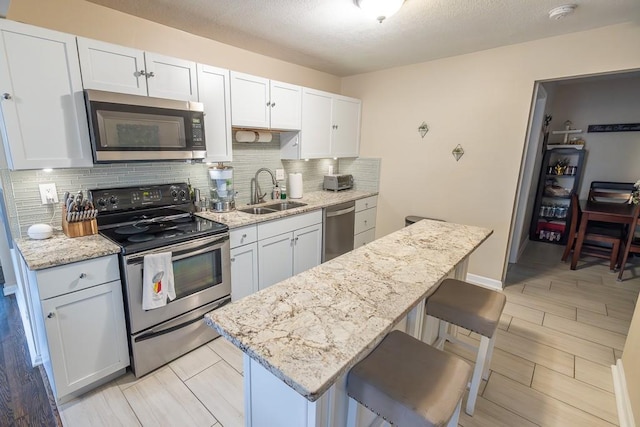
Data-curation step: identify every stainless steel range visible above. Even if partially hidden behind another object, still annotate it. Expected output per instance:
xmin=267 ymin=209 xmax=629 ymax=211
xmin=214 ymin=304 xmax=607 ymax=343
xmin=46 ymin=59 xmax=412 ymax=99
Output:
xmin=90 ymin=183 xmax=230 ymax=377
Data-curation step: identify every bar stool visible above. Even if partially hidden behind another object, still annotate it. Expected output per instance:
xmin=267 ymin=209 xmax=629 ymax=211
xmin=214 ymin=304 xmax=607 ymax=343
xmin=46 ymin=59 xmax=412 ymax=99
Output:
xmin=425 ymin=278 xmax=506 ymax=416
xmin=346 ymin=330 xmax=472 ymax=427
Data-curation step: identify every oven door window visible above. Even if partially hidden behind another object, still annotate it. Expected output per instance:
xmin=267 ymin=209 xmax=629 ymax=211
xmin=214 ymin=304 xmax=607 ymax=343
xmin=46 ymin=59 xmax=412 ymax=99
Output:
xmin=171 ymin=249 xmax=223 ymax=300
xmin=96 ymin=109 xmax=186 ymax=149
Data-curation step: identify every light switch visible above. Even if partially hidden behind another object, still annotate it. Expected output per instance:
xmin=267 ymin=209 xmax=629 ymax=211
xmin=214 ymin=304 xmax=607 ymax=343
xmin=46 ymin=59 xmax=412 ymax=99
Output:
xmin=275 ymin=168 xmax=285 ymax=181
xmin=39 ymin=183 xmax=59 ymax=204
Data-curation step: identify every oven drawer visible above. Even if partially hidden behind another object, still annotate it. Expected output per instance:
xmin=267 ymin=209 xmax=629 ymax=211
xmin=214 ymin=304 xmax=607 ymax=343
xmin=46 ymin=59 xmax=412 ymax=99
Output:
xmin=37 ymin=255 xmax=120 ymax=300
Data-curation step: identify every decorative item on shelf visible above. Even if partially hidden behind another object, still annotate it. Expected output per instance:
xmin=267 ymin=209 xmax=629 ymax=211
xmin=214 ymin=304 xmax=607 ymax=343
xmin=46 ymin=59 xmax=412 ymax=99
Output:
xmin=587 ymin=123 xmax=640 ymax=133
xmin=542 ymin=114 xmax=552 ymax=146
xmin=544 ymin=178 xmax=571 ymax=197
xmin=548 ymin=120 xmax=585 ymax=149
xmin=553 ymin=158 xmax=570 ymax=175
xmin=418 ymin=122 xmax=429 ymax=138
xmin=632 ymin=180 xmax=640 ymax=205
xmin=451 ymin=144 xmax=464 ymax=161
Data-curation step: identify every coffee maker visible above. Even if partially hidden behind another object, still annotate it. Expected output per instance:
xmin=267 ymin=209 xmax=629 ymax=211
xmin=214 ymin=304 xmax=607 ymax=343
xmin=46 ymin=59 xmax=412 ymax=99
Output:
xmin=209 ymin=163 xmax=235 ymax=212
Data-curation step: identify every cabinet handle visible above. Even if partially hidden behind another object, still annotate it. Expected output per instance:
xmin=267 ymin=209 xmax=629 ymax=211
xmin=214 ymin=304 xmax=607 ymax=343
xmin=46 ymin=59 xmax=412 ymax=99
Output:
xmin=271 ymin=102 xmax=276 ymax=108
xmin=47 ymin=312 xmax=55 ymax=319
xmin=266 ymin=102 xmax=271 ymax=107
xmin=79 ymin=273 xmax=87 ymax=279
xmin=1 ymin=93 xmax=11 ymax=100
xmin=138 ymin=70 xmax=147 ymax=77
xmin=242 ymin=233 xmax=247 ymax=238
xmin=230 ymin=257 xmax=236 ymax=262
xmin=147 ymin=71 xmax=155 ymax=78
xmin=364 ymin=220 xmax=368 ymax=224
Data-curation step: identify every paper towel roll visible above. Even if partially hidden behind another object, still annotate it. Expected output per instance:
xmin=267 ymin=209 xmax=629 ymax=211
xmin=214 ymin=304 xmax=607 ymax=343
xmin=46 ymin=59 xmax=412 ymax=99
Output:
xmin=235 ymin=130 xmax=273 ymax=143
xmin=288 ymin=173 xmax=303 ymax=199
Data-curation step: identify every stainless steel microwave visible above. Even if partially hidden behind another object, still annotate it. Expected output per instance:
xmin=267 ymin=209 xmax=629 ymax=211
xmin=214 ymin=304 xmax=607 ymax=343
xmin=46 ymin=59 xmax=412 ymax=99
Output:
xmin=84 ymin=90 xmax=206 ymax=163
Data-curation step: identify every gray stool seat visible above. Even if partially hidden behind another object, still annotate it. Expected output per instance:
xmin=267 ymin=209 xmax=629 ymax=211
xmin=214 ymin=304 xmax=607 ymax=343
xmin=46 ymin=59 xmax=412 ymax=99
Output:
xmin=347 ymin=330 xmax=471 ymax=427
xmin=426 ymin=278 xmax=506 ymax=338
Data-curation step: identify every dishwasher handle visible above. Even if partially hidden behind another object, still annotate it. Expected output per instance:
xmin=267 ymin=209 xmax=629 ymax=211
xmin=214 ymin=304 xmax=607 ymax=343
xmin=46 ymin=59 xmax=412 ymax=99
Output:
xmin=326 ymin=206 xmax=355 ymax=218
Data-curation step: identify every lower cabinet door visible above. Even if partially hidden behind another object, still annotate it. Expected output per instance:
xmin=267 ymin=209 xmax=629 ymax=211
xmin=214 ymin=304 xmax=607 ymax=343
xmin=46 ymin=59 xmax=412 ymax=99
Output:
xmin=258 ymin=232 xmax=294 ymax=290
xmin=41 ymin=280 xmax=129 ymax=400
xmin=230 ymin=242 xmax=258 ymax=301
xmin=293 ymin=224 xmax=322 ymax=276
xmin=354 ymin=228 xmax=376 ymax=249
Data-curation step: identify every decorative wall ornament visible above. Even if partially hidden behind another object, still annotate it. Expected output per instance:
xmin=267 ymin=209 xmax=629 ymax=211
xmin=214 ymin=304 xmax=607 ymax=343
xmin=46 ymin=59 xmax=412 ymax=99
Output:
xmin=587 ymin=123 xmax=640 ymax=133
xmin=452 ymin=144 xmax=464 ymax=161
xmin=418 ymin=122 xmax=429 ymax=138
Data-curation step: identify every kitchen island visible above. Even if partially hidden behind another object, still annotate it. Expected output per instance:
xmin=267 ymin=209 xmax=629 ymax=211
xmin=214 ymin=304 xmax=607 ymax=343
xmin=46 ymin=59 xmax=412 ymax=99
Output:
xmin=205 ymin=219 xmax=492 ymax=426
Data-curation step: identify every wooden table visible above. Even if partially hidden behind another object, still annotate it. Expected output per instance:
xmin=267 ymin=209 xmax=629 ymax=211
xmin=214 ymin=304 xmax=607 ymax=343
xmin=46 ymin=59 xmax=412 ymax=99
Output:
xmin=570 ymin=200 xmax=635 ymax=270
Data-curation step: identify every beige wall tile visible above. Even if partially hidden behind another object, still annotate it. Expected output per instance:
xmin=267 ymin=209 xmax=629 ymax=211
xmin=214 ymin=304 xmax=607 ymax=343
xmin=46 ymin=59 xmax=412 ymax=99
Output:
xmin=531 ymin=365 xmax=618 ymax=424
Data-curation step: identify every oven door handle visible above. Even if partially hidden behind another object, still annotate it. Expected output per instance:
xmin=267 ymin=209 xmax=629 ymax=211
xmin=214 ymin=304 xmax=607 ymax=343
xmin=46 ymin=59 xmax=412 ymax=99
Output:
xmin=134 ymin=297 xmax=231 ymax=343
xmin=171 ymin=243 xmax=222 ymax=262
xmin=127 ymin=235 xmax=229 ymax=264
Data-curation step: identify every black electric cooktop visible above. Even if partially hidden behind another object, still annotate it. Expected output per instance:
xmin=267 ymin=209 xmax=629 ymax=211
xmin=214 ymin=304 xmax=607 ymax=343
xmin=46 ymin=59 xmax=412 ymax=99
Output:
xmin=90 ymin=184 xmax=228 ymax=254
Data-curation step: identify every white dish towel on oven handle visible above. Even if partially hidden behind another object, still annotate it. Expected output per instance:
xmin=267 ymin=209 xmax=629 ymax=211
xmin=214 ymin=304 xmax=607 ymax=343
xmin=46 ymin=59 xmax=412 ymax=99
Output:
xmin=142 ymin=252 xmax=176 ymax=310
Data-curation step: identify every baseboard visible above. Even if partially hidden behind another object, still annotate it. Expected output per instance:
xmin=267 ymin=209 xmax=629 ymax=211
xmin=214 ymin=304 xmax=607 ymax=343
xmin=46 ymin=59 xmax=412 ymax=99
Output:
xmin=517 ymin=238 xmax=529 ymax=262
xmin=612 ymin=359 xmax=636 ymax=427
xmin=3 ymin=284 xmax=17 ymax=296
xmin=465 ymin=273 xmax=503 ymax=290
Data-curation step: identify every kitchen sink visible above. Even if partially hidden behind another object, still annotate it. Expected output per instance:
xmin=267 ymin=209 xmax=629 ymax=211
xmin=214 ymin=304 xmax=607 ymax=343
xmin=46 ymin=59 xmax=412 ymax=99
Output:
xmin=238 ymin=207 xmax=278 ymax=215
xmin=263 ymin=201 xmax=307 ymax=211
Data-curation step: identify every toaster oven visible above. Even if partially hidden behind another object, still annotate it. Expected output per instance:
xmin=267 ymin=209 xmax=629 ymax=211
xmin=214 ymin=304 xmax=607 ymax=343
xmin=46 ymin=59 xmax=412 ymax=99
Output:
xmin=323 ymin=174 xmax=353 ymax=192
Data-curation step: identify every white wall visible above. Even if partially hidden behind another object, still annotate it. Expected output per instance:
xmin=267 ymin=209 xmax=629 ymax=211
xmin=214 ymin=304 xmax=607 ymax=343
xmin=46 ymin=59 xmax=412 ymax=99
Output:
xmin=547 ymin=75 xmax=640 ymax=199
xmin=341 ymin=23 xmax=640 ymax=282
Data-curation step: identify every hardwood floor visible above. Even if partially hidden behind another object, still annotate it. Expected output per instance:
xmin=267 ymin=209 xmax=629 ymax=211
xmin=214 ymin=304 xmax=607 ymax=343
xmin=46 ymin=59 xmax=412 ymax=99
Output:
xmin=0 ymin=293 xmax=61 ymax=426
xmin=3 ymin=240 xmax=639 ymax=426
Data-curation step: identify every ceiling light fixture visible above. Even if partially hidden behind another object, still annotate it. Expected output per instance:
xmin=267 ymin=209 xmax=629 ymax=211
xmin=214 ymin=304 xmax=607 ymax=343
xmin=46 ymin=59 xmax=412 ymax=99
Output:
xmin=548 ymin=4 xmax=577 ymax=20
xmin=356 ymin=0 xmax=405 ymax=23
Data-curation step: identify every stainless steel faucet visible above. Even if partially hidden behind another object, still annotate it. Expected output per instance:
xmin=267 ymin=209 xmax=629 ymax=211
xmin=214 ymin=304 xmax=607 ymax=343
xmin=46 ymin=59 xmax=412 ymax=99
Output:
xmin=251 ymin=167 xmax=277 ymax=205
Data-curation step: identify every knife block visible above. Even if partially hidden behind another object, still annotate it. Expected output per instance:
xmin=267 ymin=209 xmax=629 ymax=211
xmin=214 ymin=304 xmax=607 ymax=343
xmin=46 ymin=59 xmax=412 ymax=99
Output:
xmin=62 ymin=207 xmax=98 ymax=238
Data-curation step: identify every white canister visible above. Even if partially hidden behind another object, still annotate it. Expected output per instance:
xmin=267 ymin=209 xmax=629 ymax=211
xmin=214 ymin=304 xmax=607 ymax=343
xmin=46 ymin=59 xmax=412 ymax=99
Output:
xmin=288 ymin=173 xmax=303 ymax=199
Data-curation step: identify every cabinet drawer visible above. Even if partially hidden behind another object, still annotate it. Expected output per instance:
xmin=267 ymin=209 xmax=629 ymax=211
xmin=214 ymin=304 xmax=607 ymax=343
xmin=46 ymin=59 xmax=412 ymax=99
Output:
xmin=354 ymin=208 xmax=377 ymax=235
xmin=230 ymin=225 xmax=257 ymax=248
xmin=354 ymin=228 xmax=376 ymax=249
xmin=355 ymin=196 xmax=377 ymax=212
xmin=258 ymin=210 xmax=322 ymax=241
xmin=36 ymin=255 xmax=120 ymax=300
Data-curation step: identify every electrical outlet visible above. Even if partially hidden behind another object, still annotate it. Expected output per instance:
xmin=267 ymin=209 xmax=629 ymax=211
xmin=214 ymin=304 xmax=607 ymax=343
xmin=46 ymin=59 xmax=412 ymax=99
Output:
xmin=39 ymin=183 xmax=59 ymax=204
xmin=275 ymin=168 xmax=285 ymax=181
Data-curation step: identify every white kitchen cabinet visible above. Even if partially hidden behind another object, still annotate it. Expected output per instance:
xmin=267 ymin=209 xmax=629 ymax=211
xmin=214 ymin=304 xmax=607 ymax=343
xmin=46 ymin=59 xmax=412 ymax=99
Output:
xmin=26 ymin=254 xmax=129 ymax=403
xmin=230 ymin=225 xmax=259 ymax=301
xmin=286 ymin=88 xmax=361 ymax=160
xmin=230 ymin=71 xmax=301 ymax=130
xmin=0 ymin=20 xmax=93 ymax=170
xmin=197 ymin=64 xmax=232 ymax=162
xmin=257 ymin=210 xmax=323 ymax=290
xmin=77 ymin=37 xmax=198 ymax=101
xmin=354 ymin=196 xmax=378 ymax=248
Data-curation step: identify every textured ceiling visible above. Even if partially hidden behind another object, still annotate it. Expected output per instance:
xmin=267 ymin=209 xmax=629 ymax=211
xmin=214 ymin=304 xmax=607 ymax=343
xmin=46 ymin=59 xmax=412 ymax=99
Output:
xmin=85 ymin=0 xmax=640 ymax=76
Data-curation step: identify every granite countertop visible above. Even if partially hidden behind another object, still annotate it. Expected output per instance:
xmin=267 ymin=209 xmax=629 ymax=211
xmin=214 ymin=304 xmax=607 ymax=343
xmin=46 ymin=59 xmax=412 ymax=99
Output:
xmin=205 ymin=219 xmax=493 ymax=402
xmin=196 ymin=190 xmax=377 ymax=229
xmin=15 ymin=231 xmax=121 ymax=271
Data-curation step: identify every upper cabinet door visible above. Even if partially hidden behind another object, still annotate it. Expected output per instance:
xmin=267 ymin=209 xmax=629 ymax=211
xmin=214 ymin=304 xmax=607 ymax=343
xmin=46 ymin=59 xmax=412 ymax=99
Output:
xmin=197 ymin=64 xmax=232 ymax=162
xmin=145 ymin=52 xmax=198 ymax=102
xmin=230 ymin=71 xmax=270 ymax=129
xmin=300 ymin=88 xmax=332 ymax=159
xmin=0 ymin=21 xmax=92 ymax=169
xmin=269 ymin=80 xmax=301 ymax=130
xmin=77 ymin=37 xmax=148 ymax=96
xmin=331 ymin=95 xmax=361 ymax=158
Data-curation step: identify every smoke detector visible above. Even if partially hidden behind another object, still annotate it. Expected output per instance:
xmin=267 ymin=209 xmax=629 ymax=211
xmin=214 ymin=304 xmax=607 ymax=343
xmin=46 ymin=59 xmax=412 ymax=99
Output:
xmin=549 ymin=4 xmax=577 ymax=20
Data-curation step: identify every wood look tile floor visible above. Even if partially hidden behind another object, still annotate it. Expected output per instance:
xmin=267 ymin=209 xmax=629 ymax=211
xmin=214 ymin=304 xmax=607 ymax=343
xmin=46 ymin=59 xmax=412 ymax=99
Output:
xmin=3 ymin=240 xmax=639 ymax=426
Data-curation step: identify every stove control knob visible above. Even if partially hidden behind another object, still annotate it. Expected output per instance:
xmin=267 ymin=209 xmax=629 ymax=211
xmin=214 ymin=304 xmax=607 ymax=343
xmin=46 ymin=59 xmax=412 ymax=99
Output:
xmin=109 ymin=196 xmax=118 ymax=205
xmin=171 ymin=189 xmax=178 ymax=198
xmin=97 ymin=198 xmax=106 ymax=207
xmin=179 ymin=190 xmax=187 ymax=200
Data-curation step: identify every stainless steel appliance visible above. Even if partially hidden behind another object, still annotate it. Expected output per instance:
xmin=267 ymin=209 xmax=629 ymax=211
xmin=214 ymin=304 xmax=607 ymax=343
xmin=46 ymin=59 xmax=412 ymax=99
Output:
xmin=323 ymin=174 xmax=354 ymax=192
xmin=85 ymin=90 xmax=207 ymax=163
xmin=90 ymin=183 xmax=230 ymax=377
xmin=323 ymin=201 xmax=355 ymax=261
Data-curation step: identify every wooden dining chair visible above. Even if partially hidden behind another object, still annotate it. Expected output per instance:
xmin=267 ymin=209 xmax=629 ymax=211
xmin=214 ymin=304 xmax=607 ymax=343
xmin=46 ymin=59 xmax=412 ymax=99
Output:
xmin=617 ymin=204 xmax=640 ymax=281
xmin=561 ymin=193 xmax=624 ymax=270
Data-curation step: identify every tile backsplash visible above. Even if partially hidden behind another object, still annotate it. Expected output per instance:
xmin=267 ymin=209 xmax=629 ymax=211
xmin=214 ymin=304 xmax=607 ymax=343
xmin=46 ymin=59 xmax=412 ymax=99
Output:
xmin=0 ymin=133 xmax=380 ymax=238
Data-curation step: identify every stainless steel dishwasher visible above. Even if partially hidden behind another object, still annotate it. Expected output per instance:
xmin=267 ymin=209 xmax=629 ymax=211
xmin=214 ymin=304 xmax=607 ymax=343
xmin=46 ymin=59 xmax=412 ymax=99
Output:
xmin=323 ymin=201 xmax=355 ymax=262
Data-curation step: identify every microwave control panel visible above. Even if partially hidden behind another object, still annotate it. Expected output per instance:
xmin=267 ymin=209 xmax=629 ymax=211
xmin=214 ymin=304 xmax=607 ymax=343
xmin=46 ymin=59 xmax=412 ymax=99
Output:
xmin=190 ymin=116 xmax=205 ymax=147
